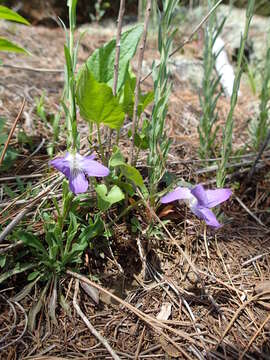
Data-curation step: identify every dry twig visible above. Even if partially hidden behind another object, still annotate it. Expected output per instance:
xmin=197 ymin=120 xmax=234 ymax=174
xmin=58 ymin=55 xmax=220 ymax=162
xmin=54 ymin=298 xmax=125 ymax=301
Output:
xmin=129 ymin=0 xmax=152 ymax=165
xmin=0 ymin=97 xmax=26 ymax=166
xmin=108 ymin=0 xmax=125 ymax=150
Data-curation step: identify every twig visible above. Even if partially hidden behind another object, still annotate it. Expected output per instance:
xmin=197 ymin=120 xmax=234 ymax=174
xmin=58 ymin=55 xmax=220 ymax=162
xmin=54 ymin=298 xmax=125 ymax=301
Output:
xmin=73 ymin=280 xmax=121 ymax=360
xmin=0 ymin=98 xmax=26 ymax=166
xmin=140 ymin=0 xmax=224 ymax=83
xmin=113 ymin=0 xmax=125 ymax=96
xmin=234 ymin=195 xmax=266 ymax=227
xmin=108 ymin=0 xmax=126 ymax=150
xmin=129 ymin=0 xmax=152 ymax=165
xmin=248 ymin=128 xmax=270 ymax=181
xmin=240 ymin=312 xmax=270 ymax=360
xmin=134 ymin=325 xmax=146 ymax=360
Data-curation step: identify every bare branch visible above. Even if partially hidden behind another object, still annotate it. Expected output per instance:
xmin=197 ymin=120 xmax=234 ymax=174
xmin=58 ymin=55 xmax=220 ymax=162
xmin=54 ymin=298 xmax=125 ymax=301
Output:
xmin=129 ymin=0 xmax=152 ymax=165
xmin=0 ymin=98 xmax=25 ymax=166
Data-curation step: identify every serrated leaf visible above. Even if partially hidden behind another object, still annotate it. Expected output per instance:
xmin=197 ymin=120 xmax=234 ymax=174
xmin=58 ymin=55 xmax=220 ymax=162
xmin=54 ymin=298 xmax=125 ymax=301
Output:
xmin=0 ymin=5 xmax=30 ymax=25
xmin=0 ymin=37 xmax=29 ymax=54
xmin=86 ymin=24 xmax=143 ymax=92
xmin=76 ymin=66 xmax=125 ymax=129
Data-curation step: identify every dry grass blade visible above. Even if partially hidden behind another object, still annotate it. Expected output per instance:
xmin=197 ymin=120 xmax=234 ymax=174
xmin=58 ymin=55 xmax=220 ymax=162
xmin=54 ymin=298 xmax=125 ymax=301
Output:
xmin=73 ymin=280 xmax=121 ymax=360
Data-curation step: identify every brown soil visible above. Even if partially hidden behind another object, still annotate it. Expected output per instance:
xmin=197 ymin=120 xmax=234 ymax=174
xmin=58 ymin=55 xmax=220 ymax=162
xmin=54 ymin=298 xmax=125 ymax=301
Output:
xmin=0 ymin=17 xmax=270 ymax=360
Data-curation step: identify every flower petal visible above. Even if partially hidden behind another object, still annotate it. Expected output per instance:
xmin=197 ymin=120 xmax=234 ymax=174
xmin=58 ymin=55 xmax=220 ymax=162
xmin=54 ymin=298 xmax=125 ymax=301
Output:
xmin=191 ymin=184 xmax=208 ymax=206
xmin=192 ymin=206 xmax=221 ymax=228
xmin=84 ymin=153 xmax=96 ymax=161
xmin=205 ymin=188 xmax=232 ymax=208
xmin=81 ymin=158 xmax=110 ymax=177
xmin=69 ymin=171 xmax=89 ymax=194
xmin=160 ymin=187 xmax=191 ymax=204
xmin=49 ymin=155 xmax=70 ymax=177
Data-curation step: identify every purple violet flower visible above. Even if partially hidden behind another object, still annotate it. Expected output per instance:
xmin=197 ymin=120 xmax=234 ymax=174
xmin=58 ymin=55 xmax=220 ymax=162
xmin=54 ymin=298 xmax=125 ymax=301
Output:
xmin=49 ymin=152 xmax=109 ymax=194
xmin=160 ymin=184 xmax=232 ymax=228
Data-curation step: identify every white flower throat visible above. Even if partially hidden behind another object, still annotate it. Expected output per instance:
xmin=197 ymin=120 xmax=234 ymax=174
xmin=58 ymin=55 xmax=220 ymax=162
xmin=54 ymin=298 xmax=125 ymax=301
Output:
xmin=67 ymin=153 xmax=84 ymax=177
xmin=184 ymin=193 xmax=198 ymax=210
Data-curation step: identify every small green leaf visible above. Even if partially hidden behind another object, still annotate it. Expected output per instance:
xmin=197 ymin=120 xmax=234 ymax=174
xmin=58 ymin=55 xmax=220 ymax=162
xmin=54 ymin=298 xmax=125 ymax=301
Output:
xmin=0 ymin=254 xmax=6 ymax=268
xmin=27 ymin=271 xmax=40 ymax=281
xmin=121 ymin=72 xmax=154 ymax=117
xmin=121 ymin=164 xmax=144 ymax=188
xmin=0 ymin=37 xmax=29 ymax=54
xmin=96 ymin=184 xmax=125 ymax=211
xmin=0 ymin=146 xmax=18 ymax=171
xmin=109 ymin=146 xmax=125 ymax=167
xmin=76 ymin=66 xmax=125 ymax=129
xmin=79 ymin=216 xmax=104 ymax=242
xmin=0 ymin=5 xmax=30 ymax=25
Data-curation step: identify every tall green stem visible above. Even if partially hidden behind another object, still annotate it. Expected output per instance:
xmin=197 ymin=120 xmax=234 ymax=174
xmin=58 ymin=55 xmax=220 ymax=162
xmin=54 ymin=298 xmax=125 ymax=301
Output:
xmin=216 ymin=0 xmax=255 ymax=187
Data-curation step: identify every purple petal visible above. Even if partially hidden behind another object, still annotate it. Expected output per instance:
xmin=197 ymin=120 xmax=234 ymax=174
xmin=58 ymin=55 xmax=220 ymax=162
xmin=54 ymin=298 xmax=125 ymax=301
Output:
xmin=205 ymin=189 xmax=232 ymax=208
xmin=191 ymin=184 xmax=208 ymax=206
xmin=49 ymin=156 xmax=70 ymax=177
xmin=191 ymin=206 xmax=221 ymax=228
xmin=192 ymin=206 xmax=221 ymax=228
xmin=160 ymin=187 xmax=191 ymax=204
xmin=69 ymin=171 xmax=89 ymax=194
xmin=84 ymin=153 xmax=96 ymax=161
xmin=81 ymin=158 xmax=110 ymax=177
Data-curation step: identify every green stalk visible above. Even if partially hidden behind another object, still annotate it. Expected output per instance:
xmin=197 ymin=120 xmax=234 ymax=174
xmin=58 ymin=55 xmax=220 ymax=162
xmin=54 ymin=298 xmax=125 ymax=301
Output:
xmin=216 ymin=0 xmax=255 ymax=187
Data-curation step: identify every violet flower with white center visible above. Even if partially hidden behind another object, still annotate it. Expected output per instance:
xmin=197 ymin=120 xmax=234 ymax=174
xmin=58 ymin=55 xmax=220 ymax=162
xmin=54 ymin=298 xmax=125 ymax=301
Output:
xmin=49 ymin=152 xmax=109 ymax=194
xmin=160 ymin=184 xmax=232 ymax=228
